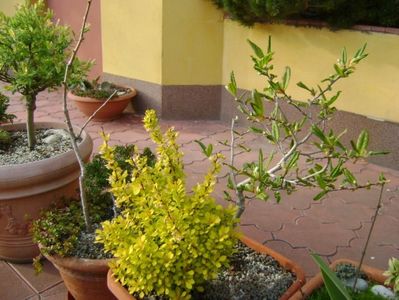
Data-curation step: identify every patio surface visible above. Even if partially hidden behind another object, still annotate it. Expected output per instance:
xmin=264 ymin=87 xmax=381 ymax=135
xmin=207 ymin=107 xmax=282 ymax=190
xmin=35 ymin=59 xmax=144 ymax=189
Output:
xmin=1 ymin=89 xmax=399 ymax=299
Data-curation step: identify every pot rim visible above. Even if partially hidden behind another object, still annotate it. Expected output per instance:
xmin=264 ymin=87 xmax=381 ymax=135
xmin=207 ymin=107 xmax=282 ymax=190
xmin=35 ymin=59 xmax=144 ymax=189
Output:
xmin=0 ymin=122 xmax=91 ymax=169
xmin=43 ymin=251 xmax=113 ymax=273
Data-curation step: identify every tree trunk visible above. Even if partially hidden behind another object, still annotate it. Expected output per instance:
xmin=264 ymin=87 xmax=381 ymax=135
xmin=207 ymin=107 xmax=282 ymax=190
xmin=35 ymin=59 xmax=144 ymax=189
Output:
xmin=26 ymin=95 xmax=37 ymax=150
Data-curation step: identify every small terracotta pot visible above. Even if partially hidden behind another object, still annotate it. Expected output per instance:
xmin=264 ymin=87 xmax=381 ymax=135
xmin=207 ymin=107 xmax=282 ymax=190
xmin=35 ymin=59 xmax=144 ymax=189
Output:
xmin=107 ymin=235 xmax=306 ymax=300
xmin=44 ymin=253 xmax=116 ymax=300
xmin=69 ymin=88 xmax=137 ymax=121
xmin=289 ymin=259 xmax=388 ymax=300
xmin=0 ymin=122 xmax=92 ymax=262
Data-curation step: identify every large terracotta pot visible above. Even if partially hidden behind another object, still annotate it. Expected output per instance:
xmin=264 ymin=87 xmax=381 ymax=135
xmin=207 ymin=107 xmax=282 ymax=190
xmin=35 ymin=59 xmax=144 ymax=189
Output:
xmin=289 ymin=259 xmax=387 ymax=299
xmin=107 ymin=235 xmax=306 ymax=300
xmin=44 ymin=253 xmax=116 ymax=300
xmin=0 ymin=122 xmax=93 ymax=262
xmin=68 ymin=88 xmax=136 ymax=121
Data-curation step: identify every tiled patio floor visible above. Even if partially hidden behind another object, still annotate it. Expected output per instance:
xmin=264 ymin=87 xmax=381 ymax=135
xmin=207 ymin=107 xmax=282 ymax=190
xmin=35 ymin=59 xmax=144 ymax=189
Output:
xmin=1 ymin=89 xmax=399 ymax=299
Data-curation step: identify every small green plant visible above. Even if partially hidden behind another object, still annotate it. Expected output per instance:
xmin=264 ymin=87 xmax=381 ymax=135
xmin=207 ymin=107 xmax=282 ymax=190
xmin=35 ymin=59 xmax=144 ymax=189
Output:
xmin=71 ymin=77 xmax=131 ymax=100
xmin=384 ymin=258 xmax=399 ymax=293
xmin=97 ymin=109 xmax=238 ymax=300
xmin=0 ymin=93 xmax=15 ymax=123
xmin=0 ymin=129 xmax=11 ymax=148
xmin=0 ymin=0 xmax=91 ymax=149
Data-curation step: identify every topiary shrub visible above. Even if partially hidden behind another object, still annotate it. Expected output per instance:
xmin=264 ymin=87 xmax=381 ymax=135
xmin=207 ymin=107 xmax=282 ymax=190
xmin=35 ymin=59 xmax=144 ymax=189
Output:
xmin=97 ymin=110 xmax=238 ymax=300
xmin=0 ymin=0 xmax=91 ymax=149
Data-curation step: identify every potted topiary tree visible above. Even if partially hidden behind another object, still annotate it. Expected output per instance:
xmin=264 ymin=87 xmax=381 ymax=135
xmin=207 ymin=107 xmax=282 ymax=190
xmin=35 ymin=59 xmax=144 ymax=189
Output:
xmin=0 ymin=0 xmax=92 ymax=262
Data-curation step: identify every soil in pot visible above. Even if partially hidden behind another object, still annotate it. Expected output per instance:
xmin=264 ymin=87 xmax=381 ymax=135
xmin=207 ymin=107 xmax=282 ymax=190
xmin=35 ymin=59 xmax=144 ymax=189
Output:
xmin=0 ymin=128 xmax=72 ymax=165
xmin=192 ymin=241 xmax=296 ymax=300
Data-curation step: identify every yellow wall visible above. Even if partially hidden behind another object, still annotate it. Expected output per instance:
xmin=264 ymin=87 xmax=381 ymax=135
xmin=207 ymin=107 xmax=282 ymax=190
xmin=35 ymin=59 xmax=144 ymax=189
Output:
xmin=101 ymin=0 xmax=163 ymax=84
xmin=100 ymin=1 xmax=399 ymax=123
xmin=162 ymin=0 xmax=224 ymax=85
xmin=222 ymin=21 xmax=399 ymax=123
xmin=0 ymin=0 xmax=24 ymax=15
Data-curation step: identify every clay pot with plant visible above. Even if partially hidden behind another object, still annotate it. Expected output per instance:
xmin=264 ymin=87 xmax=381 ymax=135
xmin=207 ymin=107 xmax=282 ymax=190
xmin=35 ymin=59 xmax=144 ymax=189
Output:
xmin=192 ymin=38 xmax=389 ymax=299
xmin=0 ymin=0 xmax=92 ymax=262
xmin=289 ymin=257 xmax=399 ymax=299
xmin=69 ymin=77 xmax=137 ymax=121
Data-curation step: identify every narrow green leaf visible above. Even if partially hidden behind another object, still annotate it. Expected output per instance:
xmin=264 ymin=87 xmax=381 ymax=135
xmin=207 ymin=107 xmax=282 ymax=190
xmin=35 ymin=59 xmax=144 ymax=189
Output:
xmin=267 ymin=35 xmax=272 ymax=53
xmin=313 ymin=191 xmax=327 ymax=201
xmin=311 ymin=253 xmax=351 ymax=300
xmin=226 ymin=71 xmax=237 ymax=96
xmin=342 ymin=47 xmax=347 ymax=64
xmin=356 ymin=130 xmax=369 ymax=154
xmin=247 ymin=39 xmax=264 ymax=58
xmin=282 ymin=66 xmax=291 ymax=90
xmin=272 ymin=121 xmax=280 ymax=142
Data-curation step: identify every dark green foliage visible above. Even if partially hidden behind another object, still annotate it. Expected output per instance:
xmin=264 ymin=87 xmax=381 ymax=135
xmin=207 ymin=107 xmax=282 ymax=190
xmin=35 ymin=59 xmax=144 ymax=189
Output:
xmin=0 ymin=93 xmax=15 ymax=123
xmin=84 ymin=144 xmax=155 ymax=223
xmin=72 ymin=78 xmax=131 ymax=100
xmin=0 ymin=129 xmax=11 ymax=148
xmin=211 ymin=0 xmax=399 ymax=28
xmin=32 ymin=200 xmax=85 ymax=257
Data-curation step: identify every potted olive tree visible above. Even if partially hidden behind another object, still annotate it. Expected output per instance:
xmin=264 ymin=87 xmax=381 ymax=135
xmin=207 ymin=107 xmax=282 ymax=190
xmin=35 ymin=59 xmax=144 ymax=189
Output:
xmin=0 ymin=0 xmax=92 ymax=262
xmin=192 ymin=38 xmax=388 ymax=299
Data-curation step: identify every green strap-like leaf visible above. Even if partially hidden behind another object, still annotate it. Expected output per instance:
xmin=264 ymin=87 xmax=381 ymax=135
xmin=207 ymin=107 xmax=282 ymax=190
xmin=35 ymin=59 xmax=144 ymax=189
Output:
xmin=311 ymin=253 xmax=352 ymax=300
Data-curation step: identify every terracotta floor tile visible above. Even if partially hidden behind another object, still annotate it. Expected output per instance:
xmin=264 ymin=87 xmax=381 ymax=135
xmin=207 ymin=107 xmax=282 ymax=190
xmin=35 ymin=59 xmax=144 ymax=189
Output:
xmin=239 ymin=224 xmax=273 ymax=244
xmin=0 ymin=262 xmax=36 ymax=300
xmin=262 ymin=240 xmax=320 ymax=279
xmin=240 ymin=199 xmax=302 ymax=232
xmin=274 ymin=216 xmax=356 ymax=256
xmin=9 ymin=259 xmax=62 ymax=293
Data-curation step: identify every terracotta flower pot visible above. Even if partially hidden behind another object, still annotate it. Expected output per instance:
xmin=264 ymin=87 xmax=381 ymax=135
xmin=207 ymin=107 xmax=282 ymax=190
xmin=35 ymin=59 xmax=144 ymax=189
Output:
xmin=107 ymin=235 xmax=306 ymax=300
xmin=68 ymin=88 xmax=137 ymax=121
xmin=44 ymin=253 xmax=116 ymax=300
xmin=289 ymin=259 xmax=388 ymax=300
xmin=0 ymin=122 xmax=92 ymax=262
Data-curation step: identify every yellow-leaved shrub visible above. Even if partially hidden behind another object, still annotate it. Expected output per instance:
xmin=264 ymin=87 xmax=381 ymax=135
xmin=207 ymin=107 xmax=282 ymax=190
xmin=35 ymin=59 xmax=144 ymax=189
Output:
xmin=96 ymin=110 xmax=238 ymax=299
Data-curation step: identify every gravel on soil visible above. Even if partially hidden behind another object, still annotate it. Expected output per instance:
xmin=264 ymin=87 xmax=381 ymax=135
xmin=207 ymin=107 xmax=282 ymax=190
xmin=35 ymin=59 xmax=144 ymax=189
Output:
xmin=0 ymin=129 xmax=73 ymax=166
xmin=193 ymin=241 xmax=296 ymax=300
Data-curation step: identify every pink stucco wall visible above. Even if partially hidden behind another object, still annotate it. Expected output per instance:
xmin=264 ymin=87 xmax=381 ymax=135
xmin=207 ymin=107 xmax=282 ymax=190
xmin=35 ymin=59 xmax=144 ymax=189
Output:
xmin=47 ymin=0 xmax=102 ymax=78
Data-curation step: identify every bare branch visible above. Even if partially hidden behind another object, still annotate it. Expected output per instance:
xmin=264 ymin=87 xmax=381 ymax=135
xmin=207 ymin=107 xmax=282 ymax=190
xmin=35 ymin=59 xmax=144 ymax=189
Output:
xmin=77 ymin=90 xmax=117 ymax=139
xmin=62 ymin=0 xmax=92 ymax=232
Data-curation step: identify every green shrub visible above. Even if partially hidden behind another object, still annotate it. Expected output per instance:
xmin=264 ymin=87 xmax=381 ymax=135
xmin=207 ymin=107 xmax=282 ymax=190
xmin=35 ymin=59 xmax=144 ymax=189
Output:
xmin=0 ymin=93 xmax=15 ymax=123
xmin=212 ymin=0 xmax=399 ymax=28
xmin=97 ymin=110 xmax=238 ymax=300
xmin=384 ymin=258 xmax=399 ymax=293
